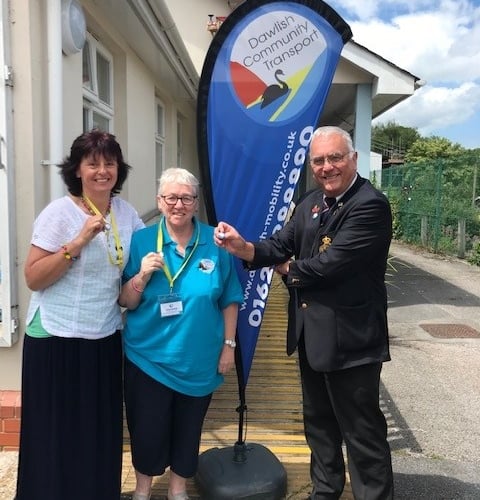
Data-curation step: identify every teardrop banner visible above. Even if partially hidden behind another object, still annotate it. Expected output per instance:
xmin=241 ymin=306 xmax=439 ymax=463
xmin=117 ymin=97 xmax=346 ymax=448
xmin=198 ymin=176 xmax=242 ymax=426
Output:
xmin=197 ymin=0 xmax=352 ymax=435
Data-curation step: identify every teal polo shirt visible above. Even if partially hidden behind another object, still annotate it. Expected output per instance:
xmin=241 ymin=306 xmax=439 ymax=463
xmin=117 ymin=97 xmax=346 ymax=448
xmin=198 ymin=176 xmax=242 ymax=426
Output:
xmin=122 ymin=218 xmax=243 ymax=396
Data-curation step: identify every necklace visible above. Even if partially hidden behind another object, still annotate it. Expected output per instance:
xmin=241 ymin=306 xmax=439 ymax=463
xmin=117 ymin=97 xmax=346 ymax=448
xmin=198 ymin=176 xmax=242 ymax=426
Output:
xmin=81 ymin=195 xmax=112 ymax=228
xmin=157 ymin=216 xmax=200 ymax=292
xmin=81 ymin=194 xmax=123 ymax=267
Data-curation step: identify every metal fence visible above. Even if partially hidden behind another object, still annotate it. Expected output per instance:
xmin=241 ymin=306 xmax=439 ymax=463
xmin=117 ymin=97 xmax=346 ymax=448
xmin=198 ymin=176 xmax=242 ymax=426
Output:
xmin=375 ymin=153 xmax=480 ymax=263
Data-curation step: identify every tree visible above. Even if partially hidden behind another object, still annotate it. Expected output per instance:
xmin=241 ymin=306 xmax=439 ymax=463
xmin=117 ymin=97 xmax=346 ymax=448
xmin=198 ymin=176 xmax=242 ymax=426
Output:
xmin=404 ymin=136 xmax=465 ymax=163
xmin=402 ymin=138 xmax=475 ymax=225
xmin=371 ymin=121 xmax=420 ymax=161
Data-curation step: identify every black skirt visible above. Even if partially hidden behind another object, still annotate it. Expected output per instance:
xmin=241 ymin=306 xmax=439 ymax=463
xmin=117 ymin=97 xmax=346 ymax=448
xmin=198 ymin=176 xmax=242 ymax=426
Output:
xmin=16 ymin=332 xmax=123 ymax=500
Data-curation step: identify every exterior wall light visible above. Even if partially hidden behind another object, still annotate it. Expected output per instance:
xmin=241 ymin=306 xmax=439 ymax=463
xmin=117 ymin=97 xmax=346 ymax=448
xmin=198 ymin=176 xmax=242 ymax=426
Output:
xmin=207 ymin=14 xmax=226 ymax=36
xmin=62 ymin=0 xmax=87 ymax=55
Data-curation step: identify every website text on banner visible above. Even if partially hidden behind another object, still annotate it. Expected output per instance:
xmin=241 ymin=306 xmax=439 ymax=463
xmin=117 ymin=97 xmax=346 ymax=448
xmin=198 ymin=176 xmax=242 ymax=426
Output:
xmin=197 ymin=0 xmax=352 ymax=389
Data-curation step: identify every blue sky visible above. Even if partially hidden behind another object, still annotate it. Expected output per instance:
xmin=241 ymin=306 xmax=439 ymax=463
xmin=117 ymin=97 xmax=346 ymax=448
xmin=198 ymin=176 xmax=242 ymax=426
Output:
xmin=327 ymin=0 xmax=480 ymax=149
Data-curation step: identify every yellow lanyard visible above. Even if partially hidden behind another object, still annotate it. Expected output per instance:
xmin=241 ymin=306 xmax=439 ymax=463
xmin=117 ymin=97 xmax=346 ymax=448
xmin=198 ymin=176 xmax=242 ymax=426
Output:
xmin=157 ymin=216 xmax=200 ymax=291
xmin=82 ymin=195 xmax=124 ymax=268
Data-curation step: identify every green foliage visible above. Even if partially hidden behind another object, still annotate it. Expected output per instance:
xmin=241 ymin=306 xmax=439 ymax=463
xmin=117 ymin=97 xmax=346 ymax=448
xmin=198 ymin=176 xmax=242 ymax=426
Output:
xmin=373 ymin=123 xmax=480 ymax=265
xmin=387 ymin=192 xmax=403 ymax=239
xmin=404 ymin=136 xmax=465 ymax=163
xmin=435 ymin=236 xmax=457 ymax=255
xmin=383 ymin=153 xmax=480 ymax=265
xmin=371 ymin=121 xmax=420 ymax=160
xmin=468 ymin=242 xmax=480 ymax=266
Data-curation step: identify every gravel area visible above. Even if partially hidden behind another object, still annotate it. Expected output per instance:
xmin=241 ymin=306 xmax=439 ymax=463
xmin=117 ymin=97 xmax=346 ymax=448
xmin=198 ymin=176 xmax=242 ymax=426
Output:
xmin=0 ymin=451 xmax=17 ymax=500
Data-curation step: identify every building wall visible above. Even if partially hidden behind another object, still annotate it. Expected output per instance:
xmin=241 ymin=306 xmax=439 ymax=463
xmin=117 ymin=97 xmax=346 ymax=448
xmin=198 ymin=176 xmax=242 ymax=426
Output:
xmin=166 ymin=0 xmax=231 ymax=75
xmin=125 ymin=55 xmax=158 ymax=214
xmin=0 ymin=0 xmax=200 ymax=390
xmin=0 ymin=0 xmax=45 ymax=389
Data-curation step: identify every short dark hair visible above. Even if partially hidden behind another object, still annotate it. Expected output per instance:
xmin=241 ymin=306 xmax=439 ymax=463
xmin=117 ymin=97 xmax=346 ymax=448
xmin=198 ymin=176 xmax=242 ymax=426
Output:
xmin=59 ymin=129 xmax=132 ymax=196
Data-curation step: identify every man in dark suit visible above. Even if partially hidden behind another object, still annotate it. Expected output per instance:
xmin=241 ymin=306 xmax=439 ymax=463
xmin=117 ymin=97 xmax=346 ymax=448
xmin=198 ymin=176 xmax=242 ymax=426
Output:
xmin=215 ymin=126 xmax=393 ymax=499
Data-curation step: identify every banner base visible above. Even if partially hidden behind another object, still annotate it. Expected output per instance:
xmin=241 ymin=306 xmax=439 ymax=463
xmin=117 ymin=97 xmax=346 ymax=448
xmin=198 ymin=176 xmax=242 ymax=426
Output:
xmin=195 ymin=442 xmax=287 ymax=499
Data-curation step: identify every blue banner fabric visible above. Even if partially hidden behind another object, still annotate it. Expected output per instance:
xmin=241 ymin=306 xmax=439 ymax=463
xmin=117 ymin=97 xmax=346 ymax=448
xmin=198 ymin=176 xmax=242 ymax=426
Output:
xmin=197 ymin=0 xmax=352 ymax=387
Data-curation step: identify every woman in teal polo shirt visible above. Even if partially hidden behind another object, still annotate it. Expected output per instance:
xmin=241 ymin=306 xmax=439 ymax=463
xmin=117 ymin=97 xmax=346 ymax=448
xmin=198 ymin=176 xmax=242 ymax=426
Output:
xmin=119 ymin=167 xmax=243 ymax=500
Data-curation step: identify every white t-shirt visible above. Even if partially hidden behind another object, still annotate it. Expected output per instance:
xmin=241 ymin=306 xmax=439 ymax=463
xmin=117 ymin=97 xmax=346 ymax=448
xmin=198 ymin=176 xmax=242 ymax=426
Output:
xmin=26 ymin=195 xmax=145 ymax=339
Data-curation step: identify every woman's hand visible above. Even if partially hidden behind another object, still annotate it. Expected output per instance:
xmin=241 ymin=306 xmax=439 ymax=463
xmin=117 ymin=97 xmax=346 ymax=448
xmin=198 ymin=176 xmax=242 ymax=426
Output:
xmin=218 ymin=303 xmax=238 ymax=374
xmin=136 ymin=252 xmax=164 ymax=288
xmin=218 ymin=345 xmax=235 ymax=375
xmin=118 ymin=252 xmax=164 ymax=309
xmin=77 ymin=214 xmax=108 ymax=242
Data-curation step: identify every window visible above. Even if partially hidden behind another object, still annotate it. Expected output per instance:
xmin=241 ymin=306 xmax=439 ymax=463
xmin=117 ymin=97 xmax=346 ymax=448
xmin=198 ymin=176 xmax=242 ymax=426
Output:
xmin=155 ymin=98 xmax=165 ymax=182
xmin=82 ymin=34 xmax=113 ymax=132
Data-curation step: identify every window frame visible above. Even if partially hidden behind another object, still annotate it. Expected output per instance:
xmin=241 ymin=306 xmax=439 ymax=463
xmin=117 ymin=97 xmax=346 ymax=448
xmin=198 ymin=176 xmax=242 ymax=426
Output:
xmin=176 ymin=113 xmax=184 ymax=167
xmin=155 ymin=98 xmax=166 ymax=181
xmin=82 ymin=33 xmax=114 ymax=132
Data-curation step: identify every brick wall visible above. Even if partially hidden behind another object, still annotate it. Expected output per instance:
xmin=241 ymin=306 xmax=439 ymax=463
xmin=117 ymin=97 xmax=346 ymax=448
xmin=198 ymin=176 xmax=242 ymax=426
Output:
xmin=0 ymin=391 xmax=21 ymax=450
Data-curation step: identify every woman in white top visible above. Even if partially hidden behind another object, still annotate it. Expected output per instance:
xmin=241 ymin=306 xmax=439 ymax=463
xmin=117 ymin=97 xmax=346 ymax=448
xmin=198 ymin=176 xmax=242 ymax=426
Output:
xmin=16 ymin=130 xmax=145 ymax=500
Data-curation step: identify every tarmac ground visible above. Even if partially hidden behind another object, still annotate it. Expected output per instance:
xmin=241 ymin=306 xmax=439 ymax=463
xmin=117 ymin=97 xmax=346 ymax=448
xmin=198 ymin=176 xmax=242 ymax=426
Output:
xmin=380 ymin=241 xmax=480 ymax=499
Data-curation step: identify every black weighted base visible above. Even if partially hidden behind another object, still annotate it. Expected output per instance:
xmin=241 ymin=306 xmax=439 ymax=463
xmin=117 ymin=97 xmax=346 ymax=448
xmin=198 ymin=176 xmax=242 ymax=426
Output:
xmin=195 ymin=443 xmax=287 ymax=499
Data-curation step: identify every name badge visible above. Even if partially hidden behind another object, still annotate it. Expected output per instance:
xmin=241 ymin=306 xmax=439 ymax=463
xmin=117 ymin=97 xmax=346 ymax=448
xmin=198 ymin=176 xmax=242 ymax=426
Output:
xmin=158 ymin=293 xmax=183 ymax=317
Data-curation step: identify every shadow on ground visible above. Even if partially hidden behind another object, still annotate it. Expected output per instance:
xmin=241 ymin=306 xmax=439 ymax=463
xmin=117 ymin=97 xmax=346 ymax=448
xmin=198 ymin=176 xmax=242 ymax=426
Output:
xmin=387 ymin=258 xmax=480 ymax=309
xmin=394 ymin=471 xmax=480 ymax=499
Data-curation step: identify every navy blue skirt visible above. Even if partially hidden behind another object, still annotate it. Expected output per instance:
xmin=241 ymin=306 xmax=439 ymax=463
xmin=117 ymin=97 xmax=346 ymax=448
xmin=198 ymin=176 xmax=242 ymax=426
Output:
xmin=16 ymin=332 xmax=123 ymax=500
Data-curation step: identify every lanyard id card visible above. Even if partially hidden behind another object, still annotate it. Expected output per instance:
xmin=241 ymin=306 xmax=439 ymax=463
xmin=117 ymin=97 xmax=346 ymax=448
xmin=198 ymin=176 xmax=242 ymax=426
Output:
xmin=158 ymin=293 xmax=183 ymax=317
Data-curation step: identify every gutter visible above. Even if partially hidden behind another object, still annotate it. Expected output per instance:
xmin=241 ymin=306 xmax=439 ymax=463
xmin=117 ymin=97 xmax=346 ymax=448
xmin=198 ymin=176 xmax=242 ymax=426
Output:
xmin=127 ymin=0 xmax=199 ymax=99
xmin=44 ymin=0 xmax=64 ymax=200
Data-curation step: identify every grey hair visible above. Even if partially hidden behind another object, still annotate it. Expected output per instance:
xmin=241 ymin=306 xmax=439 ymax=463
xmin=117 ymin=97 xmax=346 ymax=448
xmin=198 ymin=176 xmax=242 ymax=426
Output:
xmin=310 ymin=126 xmax=355 ymax=152
xmin=157 ymin=167 xmax=200 ymax=196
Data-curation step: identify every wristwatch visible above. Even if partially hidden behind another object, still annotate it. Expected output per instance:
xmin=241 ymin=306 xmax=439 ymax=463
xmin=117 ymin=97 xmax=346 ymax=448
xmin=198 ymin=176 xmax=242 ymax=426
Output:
xmin=224 ymin=339 xmax=236 ymax=348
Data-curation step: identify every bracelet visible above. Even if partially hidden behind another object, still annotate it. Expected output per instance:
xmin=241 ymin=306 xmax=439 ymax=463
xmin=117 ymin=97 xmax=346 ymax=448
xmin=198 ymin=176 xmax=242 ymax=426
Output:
xmin=131 ymin=278 xmax=144 ymax=293
xmin=61 ymin=245 xmax=79 ymax=261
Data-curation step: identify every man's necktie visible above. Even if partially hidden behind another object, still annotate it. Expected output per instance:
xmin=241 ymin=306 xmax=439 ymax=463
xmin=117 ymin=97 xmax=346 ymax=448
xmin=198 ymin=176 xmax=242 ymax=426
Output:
xmin=320 ymin=196 xmax=336 ymax=223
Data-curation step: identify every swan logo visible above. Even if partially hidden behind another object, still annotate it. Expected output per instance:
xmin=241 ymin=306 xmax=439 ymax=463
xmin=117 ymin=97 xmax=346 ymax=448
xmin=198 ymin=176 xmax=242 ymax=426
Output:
xmin=260 ymin=69 xmax=288 ymax=109
xmin=229 ymin=10 xmax=327 ymax=124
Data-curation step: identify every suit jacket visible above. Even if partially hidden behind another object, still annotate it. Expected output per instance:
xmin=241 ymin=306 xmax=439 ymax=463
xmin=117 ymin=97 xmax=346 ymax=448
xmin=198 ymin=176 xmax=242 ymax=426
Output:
xmin=251 ymin=176 xmax=392 ymax=371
